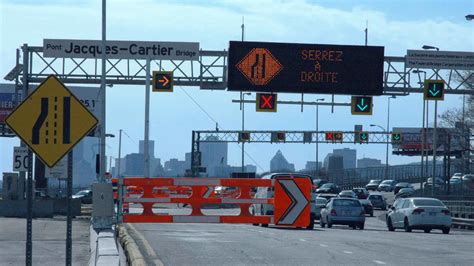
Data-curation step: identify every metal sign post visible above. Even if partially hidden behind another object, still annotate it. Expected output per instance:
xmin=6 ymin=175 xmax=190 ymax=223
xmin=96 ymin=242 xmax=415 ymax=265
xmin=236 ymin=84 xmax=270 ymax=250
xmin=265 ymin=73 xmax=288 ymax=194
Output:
xmin=144 ymin=57 xmax=151 ymax=178
xmin=66 ymin=151 xmax=73 ymax=265
xmin=26 ymin=149 xmax=33 ymax=266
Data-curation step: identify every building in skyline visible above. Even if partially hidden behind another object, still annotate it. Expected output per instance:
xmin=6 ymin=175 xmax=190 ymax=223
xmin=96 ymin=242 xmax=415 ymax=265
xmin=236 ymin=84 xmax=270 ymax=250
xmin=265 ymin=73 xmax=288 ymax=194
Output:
xmin=357 ymin=158 xmax=383 ymax=168
xmin=270 ymin=150 xmax=295 ymax=172
xmin=200 ymin=136 xmax=228 ymax=177
xmin=304 ymin=161 xmax=322 ymax=172
xmin=164 ymin=158 xmax=187 ymax=177
xmin=139 ymin=140 xmax=155 ymax=158
xmin=333 ymin=148 xmax=357 ymax=169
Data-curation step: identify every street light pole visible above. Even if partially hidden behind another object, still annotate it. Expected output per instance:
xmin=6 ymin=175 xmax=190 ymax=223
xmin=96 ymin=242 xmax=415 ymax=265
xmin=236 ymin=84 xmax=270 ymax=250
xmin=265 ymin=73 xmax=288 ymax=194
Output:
xmin=99 ymin=0 xmax=107 ymax=183
xmin=386 ymin=96 xmax=395 ymax=180
xmin=370 ymin=124 xmax=388 ymax=180
xmin=315 ymin=98 xmax=324 ymax=175
xmin=241 ymin=92 xmax=251 ymax=172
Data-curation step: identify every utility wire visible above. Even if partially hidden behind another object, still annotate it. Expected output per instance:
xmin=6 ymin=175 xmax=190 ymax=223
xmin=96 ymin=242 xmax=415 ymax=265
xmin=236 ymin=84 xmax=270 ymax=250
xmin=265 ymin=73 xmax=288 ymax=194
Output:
xmin=178 ymin=86 xmax=266 ymax=172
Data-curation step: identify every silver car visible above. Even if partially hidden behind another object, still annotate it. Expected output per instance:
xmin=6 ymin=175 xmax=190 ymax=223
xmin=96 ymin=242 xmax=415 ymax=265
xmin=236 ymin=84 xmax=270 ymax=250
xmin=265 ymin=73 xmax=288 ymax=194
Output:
xmin=320 ymin=198 xmax=365 ymax=229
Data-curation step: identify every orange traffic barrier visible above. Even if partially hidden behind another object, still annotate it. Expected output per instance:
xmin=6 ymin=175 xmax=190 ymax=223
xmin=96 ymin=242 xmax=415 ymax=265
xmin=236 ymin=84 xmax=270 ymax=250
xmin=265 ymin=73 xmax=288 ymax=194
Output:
xmin=122 ymin=177 xmax=274 ymax=225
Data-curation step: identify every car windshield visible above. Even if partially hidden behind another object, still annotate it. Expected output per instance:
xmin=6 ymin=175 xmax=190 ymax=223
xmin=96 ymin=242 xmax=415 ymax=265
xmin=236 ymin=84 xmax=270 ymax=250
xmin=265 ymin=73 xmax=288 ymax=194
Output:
xmin=316 ymin=198 xmax=327 ymax=205
xmin=321 ymin=183 xmax=334 ymax=188
xmin=369 ymin=180 xmax=380 ymax=184
xmin=333 ymin=199 xmax=361 ymax=207
xmin=369 ymin=195 xmax=383 ymax=200
xmin=75 ymin=191 xmax=88 ymax=196
xmin=381 ymin=180 xmax=393 ymax=184
xmin=413 ymin=199 xmax=444 ymax=207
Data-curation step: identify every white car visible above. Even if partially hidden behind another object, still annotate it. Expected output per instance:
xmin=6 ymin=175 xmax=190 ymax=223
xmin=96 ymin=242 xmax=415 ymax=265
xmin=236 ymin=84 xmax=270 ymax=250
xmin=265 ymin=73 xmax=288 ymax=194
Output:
xmin=386 ymin=197 xmax=452 ymax=234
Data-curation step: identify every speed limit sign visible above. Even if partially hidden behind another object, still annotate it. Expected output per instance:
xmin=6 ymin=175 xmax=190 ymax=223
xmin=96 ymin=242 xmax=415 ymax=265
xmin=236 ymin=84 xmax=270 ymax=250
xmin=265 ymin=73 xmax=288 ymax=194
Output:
xmin=13 ymin=146 xmax=29 ymax=172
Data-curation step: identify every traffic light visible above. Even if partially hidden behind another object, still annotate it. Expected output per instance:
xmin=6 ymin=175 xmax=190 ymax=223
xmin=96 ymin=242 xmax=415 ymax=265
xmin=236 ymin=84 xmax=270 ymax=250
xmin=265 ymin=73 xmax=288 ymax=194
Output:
xmin=424 ymin=80 xmax=444 ymax=101
xmin=272 ymin=131 xmax=286 ymax=142
xmin=256 ymin=93 xmax=277 ymax=112
xmin=152 ymin=71 xmax=173 ymax=92
xmin=351 ymin=96 xmax=373 ymax=115
xmin=239 ymin=131 xmax=250 ymax=142
xmin=356 ymin=131 xmax=369 ymax=143
xmin=325 ymin=131 xmax=343 ymax=142
xmin=391 ymin=133 xmax=403 ymax=144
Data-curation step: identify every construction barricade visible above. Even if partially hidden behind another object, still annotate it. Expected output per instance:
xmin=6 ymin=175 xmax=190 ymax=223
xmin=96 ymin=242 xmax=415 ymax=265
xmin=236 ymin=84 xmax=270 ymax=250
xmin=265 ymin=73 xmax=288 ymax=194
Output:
xmin=120 ymin=177 xmax=311 ymax=227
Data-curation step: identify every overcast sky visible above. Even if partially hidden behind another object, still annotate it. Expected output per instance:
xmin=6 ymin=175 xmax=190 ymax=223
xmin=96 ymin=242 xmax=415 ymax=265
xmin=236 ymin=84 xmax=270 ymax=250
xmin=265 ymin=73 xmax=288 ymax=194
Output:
xmin=1 ymin=0 xmax=473 ymax=175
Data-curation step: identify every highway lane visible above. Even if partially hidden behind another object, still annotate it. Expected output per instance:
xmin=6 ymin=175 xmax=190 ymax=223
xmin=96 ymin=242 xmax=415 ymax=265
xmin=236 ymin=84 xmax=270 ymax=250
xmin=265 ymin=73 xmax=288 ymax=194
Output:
xmin=128 ymin=208 xmax=474 ymax=266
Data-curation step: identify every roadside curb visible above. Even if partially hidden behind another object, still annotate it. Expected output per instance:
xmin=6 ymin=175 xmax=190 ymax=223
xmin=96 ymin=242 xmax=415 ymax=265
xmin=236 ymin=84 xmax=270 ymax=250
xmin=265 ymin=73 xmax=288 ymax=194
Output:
xmin=117 ymin=225 xmax=148 ymax=266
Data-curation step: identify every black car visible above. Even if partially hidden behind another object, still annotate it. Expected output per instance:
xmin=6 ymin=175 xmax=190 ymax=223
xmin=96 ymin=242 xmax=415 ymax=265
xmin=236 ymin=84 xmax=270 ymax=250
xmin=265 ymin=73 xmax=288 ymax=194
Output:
xmin=352 ymin=188 xmax=369 ymax=199
xmin=315 ymin=183 xmax=341 ymax=194
xmin=72 ymin=190 xmax=93 ymax=204
xmin=365 ymin=180 xmax=381 ymax=191
xmin=367 ymin=194 xmax=387 ymax=210
xmin=359 ymin=199 xmax=374 ymax=217
xmin=393 ymin=182 xmax=413 ymax=194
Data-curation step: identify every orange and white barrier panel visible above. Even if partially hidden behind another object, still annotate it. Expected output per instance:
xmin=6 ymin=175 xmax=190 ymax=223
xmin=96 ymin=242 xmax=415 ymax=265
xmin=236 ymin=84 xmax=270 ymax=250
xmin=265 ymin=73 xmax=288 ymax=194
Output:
xmin=120 ymin=177 xmax=310 ymax=227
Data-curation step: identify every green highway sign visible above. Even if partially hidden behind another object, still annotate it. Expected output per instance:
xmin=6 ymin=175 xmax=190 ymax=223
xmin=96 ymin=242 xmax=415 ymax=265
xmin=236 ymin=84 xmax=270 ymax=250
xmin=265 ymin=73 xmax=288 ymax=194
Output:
xmin=351 ymin=96 xmax=373 ymax=115
xmin=391 ymin=133 xmax=403 ymax=143
xmin=424 ymin=80 xmax=444 ymax=101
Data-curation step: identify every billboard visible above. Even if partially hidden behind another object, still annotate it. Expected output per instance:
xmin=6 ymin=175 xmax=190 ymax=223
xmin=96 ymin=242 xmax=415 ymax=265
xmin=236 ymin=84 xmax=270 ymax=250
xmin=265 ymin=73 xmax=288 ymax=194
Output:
xmin=228 ymin=41 xmax=384 ymax=95
xmin=392 ymin=127 xmax=468 ymax=156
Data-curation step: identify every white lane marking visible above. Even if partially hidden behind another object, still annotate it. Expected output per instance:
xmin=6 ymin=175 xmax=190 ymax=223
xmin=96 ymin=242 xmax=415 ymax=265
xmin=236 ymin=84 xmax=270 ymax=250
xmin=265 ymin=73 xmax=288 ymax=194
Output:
xmin=373 ymin=260 xmax=386 ymax=265
xmin=319 ymin=244 xmax=328 ymax=248
xmin=343 ymin=251 xmax=353 ymax=254
xmin=299 ymin=239 xmax=307 ymax=242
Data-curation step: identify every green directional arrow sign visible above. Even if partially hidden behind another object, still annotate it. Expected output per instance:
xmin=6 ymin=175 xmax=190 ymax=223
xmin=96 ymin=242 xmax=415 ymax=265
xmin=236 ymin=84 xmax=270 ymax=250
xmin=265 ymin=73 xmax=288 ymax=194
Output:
xmin=424 ymin=80 xmax=445 ymax=101
xmin=351 ymin=96 xmax=373 ymax=115
xmin=391 ymin=133 xmax=403 ymax=143
xmin=358 ymin=131 xmax=369 ymax=143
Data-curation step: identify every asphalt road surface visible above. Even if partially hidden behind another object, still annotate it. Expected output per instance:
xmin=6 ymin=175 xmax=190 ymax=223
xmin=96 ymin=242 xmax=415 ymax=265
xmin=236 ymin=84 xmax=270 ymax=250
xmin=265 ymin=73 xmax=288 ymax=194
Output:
xmin=127 ymin=207 xmax=474 ymax=266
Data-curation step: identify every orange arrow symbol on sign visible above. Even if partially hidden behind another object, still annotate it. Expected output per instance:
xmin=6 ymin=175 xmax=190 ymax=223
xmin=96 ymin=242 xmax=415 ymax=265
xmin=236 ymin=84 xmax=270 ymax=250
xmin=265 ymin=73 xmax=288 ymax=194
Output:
xmin=159 ymin=76 xmax=169 ymax=87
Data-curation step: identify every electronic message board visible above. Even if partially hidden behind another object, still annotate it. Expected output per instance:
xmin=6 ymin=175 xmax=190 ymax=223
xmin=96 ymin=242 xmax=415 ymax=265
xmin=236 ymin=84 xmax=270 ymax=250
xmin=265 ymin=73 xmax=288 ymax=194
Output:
xmin=228 ymin=41 xmax=384 ymax=95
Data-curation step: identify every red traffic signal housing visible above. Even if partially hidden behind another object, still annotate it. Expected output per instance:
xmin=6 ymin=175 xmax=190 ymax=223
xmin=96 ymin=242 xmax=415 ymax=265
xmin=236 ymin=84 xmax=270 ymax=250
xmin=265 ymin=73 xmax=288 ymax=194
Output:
xmin=239 ymin=132 xmax=251 ymax=142
xmin=256 ymin=93 xmax=277 ymax=112
xmin=325 ymin=131 xmax=343 ymax=142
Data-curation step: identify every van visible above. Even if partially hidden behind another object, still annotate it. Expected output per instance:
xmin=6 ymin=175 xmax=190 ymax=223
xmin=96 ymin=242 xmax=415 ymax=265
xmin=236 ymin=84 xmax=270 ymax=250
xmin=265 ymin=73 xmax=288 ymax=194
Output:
xmin=252 ymin=173 xmax=316 ymax=229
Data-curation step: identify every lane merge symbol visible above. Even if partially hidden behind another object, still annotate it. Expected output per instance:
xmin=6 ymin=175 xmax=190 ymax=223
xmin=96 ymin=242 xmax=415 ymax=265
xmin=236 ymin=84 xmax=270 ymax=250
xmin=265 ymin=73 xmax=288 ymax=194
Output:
xmin=5 ymin=75 xmax=98 ymax=167
xmin=237 ymin=48 xmax=283 ymax=86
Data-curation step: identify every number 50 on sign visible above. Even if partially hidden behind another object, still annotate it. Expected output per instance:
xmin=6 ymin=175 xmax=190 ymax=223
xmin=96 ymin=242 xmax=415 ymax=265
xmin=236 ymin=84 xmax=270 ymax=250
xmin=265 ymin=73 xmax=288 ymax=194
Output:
xmin=13 ymin=146 xmax=29 ymax=172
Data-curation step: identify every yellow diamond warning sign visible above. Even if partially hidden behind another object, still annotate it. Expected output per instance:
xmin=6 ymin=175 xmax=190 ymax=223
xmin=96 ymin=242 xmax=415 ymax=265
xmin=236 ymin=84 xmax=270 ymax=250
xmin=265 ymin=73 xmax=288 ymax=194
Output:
xmin=5 ymin=75 xmax=98 ymax=168
xmin=236 ymin=48 xmax=283 ymax=86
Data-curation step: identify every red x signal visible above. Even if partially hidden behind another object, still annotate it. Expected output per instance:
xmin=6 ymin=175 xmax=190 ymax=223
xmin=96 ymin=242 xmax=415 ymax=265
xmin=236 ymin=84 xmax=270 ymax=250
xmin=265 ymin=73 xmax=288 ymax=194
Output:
xmin=256 ymin=93 xmax=277 ymax=112
xmin=325 ymin=131 xmax=343 ymax=142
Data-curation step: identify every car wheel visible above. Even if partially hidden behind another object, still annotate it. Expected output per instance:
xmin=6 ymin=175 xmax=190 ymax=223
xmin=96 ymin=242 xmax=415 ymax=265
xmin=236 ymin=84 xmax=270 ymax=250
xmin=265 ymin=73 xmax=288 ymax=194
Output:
xmin=359 ymin=223 xmax=364 ymax=230
xmin=424 ymin=228 xmax=431 ymax=233
xmin=370 ymin=212 xmax=374 ymax=217
xmin=387 ymin=218 xmax=395 ymax=231
xmin=320 ymin=219 xmax=326 ymax=228
xmin=260 ymin=208 xmax=268 ymax=227
xmin=306 ymin=218 xmax=315 ymax=230
xmin=382 ymin=207 xmax=387 ymax=211
xmin=351 ymin=224 xmax=357 ymax=229
xmin=442 ymin=227 xmax=450 ymax=234
xmin=404 ymin=218 xmax=412 ymax=232
xmin=327 ymin=217 xmax=332 ymax=228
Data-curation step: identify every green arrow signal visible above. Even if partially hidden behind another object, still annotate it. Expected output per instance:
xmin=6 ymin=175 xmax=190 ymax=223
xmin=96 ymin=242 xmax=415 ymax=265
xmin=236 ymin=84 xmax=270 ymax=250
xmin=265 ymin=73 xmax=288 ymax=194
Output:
xmin=429 ymin=84 xmax=440 ymax=96
xmin=361 ymin=133 xmax=368 ymax=140
xmin=357 ymin=98 xmax=368 ymax=111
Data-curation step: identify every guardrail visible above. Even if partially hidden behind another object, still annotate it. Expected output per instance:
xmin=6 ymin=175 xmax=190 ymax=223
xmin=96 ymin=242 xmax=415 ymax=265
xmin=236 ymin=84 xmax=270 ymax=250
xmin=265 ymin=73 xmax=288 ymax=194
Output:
xmin=442 ymin=201 xmax=474 ymax=230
